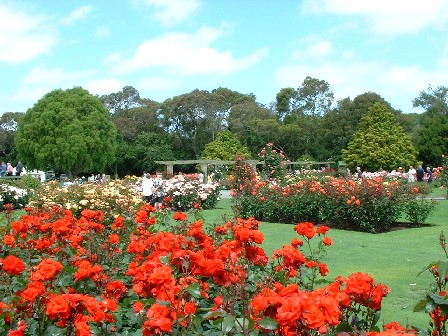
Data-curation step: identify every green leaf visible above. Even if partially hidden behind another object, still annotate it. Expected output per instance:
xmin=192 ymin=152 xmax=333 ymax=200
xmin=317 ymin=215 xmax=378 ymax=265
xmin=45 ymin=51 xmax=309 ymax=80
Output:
xmin=257 ymin=317 xmax=278 ymax=330
xmin=335 ymin=322 xmax=352 ymax=332
xmin=414 ymin=298 xmax=430 ymax=312
xmin=202 ymin=309 xmax=226 ymax=320
xmin=187 ymin=282 xmax=202 ymax=298
xmin=222 ymin=314 xmax=236 ymax=333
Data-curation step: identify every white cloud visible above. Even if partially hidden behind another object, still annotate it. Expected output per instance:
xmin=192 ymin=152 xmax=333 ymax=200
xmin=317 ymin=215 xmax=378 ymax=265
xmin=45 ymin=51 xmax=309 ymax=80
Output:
xmin=60 ymin=5 xmax=93 ymax=25
xmin=0 ymin=3 xmax=57 ymax=63
xmin=109 ymin=26 xmax=268 ymax=75
xmin=302 ymin=0 xmax=448 ymax=34
xmin=138 ymin=77 xmax=182 ymax=90
xmin=143 ymin=0 xmax=200 ymax=26
xmin=305 ymin=40 xmax=333 ymax=57
xmin=23 ymin=67 xmax=94 ymax=86
xmin=84 ymin=79 xmax=124 ymax=95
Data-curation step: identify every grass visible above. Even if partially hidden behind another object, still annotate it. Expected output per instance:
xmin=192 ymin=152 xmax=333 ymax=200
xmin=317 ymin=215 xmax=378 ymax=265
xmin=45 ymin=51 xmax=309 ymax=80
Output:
xmin=203 ymin=197 xmax=448 ymax=328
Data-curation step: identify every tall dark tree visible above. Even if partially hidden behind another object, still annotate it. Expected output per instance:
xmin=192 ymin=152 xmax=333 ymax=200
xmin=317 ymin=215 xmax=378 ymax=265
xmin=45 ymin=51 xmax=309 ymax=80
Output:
xmin=16 ymin=87 xmax=117 ymax=177
xmin=0 ymin=112 xmax=23 ymax=163
xmin=413 ymin=85 xmax=448 ymax=166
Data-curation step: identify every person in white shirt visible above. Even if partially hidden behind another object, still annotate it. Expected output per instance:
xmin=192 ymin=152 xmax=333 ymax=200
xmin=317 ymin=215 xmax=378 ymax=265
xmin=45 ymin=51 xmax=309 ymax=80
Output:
xmin=141 ymin=173 xmax=154 ymax=203
xmin=408 ymin=166 xmax=416 ymax=183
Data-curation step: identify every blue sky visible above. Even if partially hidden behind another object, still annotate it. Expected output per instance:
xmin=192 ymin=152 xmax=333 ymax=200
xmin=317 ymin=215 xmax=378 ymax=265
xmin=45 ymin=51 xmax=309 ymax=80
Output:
xmin=2 ymin=0 xmax=448 ymax=114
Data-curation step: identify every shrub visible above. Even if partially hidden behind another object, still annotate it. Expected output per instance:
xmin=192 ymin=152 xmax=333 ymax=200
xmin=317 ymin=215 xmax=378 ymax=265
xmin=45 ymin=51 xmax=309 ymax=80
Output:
xmin=236 ymin=177 xmax=435 ymax=233
xmin=403 ymin=198 xmax=436 ymax=225
xmin=28 ymin=180 xmax=144 ymax=223
xmin=163 ymin=177 xmax=220 ymax=210
xmin=0 ymin=183 xmax=29 ymax=210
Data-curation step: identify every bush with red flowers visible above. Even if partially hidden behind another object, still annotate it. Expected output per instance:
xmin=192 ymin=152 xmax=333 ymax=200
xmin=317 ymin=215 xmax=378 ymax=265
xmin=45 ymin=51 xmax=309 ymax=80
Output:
xmin=236 ymin=177 xmax=435 ymax=232
xmin=0 ymin=200 xmax=418 ymax=335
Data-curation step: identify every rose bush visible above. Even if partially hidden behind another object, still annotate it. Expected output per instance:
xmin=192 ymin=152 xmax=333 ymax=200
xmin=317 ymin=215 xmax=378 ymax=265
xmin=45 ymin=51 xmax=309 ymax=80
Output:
xmin=163 ymin=176 xmax=220 ymax=210
xmin=0 ymin=183 xmax=29 ymax=210
xmin=28 ymin=179 xmax=144 ymax=224
xmin=0 ymin=199 xmax=419 ymax=335
xmin=235 ymin=177 xmax=435 ymax=233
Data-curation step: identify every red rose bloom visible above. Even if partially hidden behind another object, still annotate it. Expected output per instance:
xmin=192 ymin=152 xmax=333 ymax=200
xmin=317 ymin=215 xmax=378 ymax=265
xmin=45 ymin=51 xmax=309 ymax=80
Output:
xmin=2 ymin=255 xmax=25 ymax=275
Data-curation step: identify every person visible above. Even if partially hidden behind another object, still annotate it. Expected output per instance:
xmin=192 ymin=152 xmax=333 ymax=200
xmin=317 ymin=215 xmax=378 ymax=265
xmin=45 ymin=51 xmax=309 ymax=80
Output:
xmin=427 ymin=167 xmax=433 ymax=183
xmin=152 ymin=172 xmax=165 ymax=209
xmin=141 ymin=173 xmax=154 ymax=204
xmin=198 ymin=172 xmax=204 ymax=183
xmin=0 ymin=162 xmax=6 ymax=177
xmin=177 ymin=172 xmax=185 ymax=181
xmin=6 ymin=162 xmax=13 ymax=176
xmin=408 ymin=166 xmax=416 ymax=183
xmin=416 ymin=165 xmax=424 ymax=182
xmin=15 ymin=162 xmax=24 ymax=176
xmin=356 ymin=167 xmax=363 ymax=178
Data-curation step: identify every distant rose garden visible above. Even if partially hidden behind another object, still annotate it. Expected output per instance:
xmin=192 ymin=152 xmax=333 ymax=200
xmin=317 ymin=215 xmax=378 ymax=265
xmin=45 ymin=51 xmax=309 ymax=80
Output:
xmin=0 ymin=148 xmax=448 ymax=335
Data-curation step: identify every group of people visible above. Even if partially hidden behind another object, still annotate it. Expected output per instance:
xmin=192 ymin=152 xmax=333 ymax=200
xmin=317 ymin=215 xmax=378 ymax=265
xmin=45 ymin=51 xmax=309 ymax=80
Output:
xmin=0 ymin=161 xmax=23 ymax=177
xmin=407 ymin=165 xmax=432 ymax=183
xmin=141 ymin=172 xmax=165 ymax=209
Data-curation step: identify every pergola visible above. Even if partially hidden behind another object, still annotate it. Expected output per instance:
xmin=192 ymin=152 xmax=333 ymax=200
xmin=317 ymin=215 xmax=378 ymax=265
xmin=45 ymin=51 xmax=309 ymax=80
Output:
xmin=155 ymin=159 xmax=336 ymax=177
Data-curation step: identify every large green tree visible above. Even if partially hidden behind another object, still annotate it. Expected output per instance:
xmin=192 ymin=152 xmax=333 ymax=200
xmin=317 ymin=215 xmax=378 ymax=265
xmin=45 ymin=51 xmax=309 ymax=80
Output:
xmin=204 ymin=130 xmax=251 ymax=160
xmin=16 ymin=87 xmax=117 ymax=177
xmin=342 ymin=103 xmax=417 ymax=171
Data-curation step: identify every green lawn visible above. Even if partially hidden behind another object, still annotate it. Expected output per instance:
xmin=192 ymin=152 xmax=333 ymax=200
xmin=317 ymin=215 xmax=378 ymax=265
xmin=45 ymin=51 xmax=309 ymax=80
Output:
xmin=203 ymin=197 xmax=448 ymax=328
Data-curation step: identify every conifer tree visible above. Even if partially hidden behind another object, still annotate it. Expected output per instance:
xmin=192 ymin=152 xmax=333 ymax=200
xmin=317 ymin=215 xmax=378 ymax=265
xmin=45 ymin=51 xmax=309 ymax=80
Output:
xmin=342 ymin=103 xmax=417 ymax=171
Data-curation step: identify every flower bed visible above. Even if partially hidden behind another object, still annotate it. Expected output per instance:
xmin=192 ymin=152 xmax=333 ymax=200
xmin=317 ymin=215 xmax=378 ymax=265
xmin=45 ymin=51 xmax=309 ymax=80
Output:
xmin=0 ymin=183 xmax=29 ymax=210
xmin=236 ymin=177 xmax=435 ymax=232
xmin=0 ymin=203 xmax=421 ymax=335
xmin=28 ymin=179 xmax=144 ymax=223
xmin=162 ymin=177 xmax=220 ymax=210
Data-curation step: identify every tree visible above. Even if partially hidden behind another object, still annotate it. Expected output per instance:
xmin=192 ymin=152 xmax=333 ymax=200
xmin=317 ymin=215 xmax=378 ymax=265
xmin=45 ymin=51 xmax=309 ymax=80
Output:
xmin=416 ymin=115 xmax=448 ymax=167
xmin=413 ymin=85 xmax=448 ymax=117
xmin=0 ymin=112 xmax=23 ymax=163
xmin=276 ymin=76 xmax=334 ymax=122
xmin=16 ymin=87 xmax=117 ymax=177
xmin=342 ymin=103 xmax=417 ymax=172
xmin=413 ymin=85 xmax=448 ymax=166
xmin=321 ymin=92 xmax=405 ymax=162
xmin=99 ymin=85 xmax=141 ymax=117
xmin=204 ymin=130 xmax=251 ymax=160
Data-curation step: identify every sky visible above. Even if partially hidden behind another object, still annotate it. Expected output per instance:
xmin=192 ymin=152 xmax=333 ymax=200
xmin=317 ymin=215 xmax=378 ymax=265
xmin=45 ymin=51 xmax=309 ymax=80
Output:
xmin=2 ymin=0 xmax=448 ymax=115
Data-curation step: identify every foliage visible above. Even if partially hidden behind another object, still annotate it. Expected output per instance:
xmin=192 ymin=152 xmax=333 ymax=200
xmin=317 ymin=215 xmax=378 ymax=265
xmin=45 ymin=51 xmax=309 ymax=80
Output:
xmin=17 ymin=175 xmax=41 ymax=191
xmin=343 ymin=103 xmax=417 ymax=172
xmin=258 ymin=143 xmax=289 ymax=181
xmin=0 ymin=199 xmax=407 ymax=335
xmin=413 ymin=85 xmax=448 ymax=167
xmin=416 ymin=114 xmax=448 ymax=167
xmin=0 ymin=112 xmax=23 ymax=163
xmin=236 ymin=177 xmax=435 ymax=233
xmin=414 ymin=231 xmax=448 ymax=336
xmin=276 ymin=76 xmax=334 ymax=121
xmin=203 ymin=130 xmax=251 ymax=160
xmin=16 ymin=87 xmax=117 ymax=178
xmin=403 ymin=197 xmax=437 ymax=225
